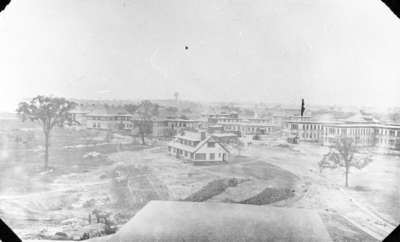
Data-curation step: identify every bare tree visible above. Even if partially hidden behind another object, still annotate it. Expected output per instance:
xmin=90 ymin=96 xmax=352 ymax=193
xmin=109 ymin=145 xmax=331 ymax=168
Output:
xmin=17 ymin=96 xmax=76 ymax=170
xmin=319 ymin=137 xmax=372 ymax=187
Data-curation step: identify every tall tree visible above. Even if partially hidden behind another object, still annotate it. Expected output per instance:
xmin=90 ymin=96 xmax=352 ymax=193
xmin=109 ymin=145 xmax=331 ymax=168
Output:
xmin=165 ymin=106 xmax=178 ymax=117
xmin=17 ymin=96 xmax=76 ymax=170
xmin=319 ymin=137 xmax=372 ymax=187
xmin=134 ymin=100 xmax=159 ymax=145
xmin=124 ymin=104 xmax=138 ymax=114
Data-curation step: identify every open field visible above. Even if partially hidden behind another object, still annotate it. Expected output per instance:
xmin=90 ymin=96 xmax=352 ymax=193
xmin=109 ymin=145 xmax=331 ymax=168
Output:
xmin=1 ymin=120 xmax=399 ymax=241
xmin=0 ymin=121 xmax=300 ymax=240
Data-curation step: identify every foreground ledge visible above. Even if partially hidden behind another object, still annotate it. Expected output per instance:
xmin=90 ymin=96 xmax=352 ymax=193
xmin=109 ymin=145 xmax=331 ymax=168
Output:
xmin=88 ymin=200 xmax=332 ymax=242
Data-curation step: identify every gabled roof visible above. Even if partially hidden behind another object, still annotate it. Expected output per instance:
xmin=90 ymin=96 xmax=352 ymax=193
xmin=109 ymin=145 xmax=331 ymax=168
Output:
xmin=192 ymin=136 xmax=230 ymax=153
xmin=169 ymin=132 xmax=230 ymax=154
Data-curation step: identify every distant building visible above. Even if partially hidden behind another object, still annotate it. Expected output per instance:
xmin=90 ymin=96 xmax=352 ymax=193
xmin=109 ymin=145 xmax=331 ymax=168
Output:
xmin=206 ymin=112 xmax=240 ymax=124
xmin=375 ymin=124 xmax=400 ymax=150
xmin=167 ymin=130 xmax=230 ymax=162
xmin=86 ymin=107 xmax=133 ymax=130
xmin=220 ymin=122 xmax=277 ymax=137
xmin=210 ymin=132 xmax=238 ymax=144
xmin=132 ymin=118 xmax=204 ymax=138
xmin=288 ymin=115 xmax=400 ymax=149
xmin=68 ymin=105 xmax=92 ymax=126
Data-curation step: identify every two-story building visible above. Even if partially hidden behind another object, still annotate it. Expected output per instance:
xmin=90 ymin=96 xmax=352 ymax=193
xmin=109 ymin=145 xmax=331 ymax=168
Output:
xmin=68 ymin=105 xmax=93 ymax=126
xmin=132 ymin=118 xmax=204 ymax=138
xmin=375 ymin=124 xmax=400 ymax=149
xmin=167 ymin=131 xmax=230 ymax=162
xmin=86 ymin=107 xmax=133 ymax=130
xmin=288 ymin=115 xmax=400 ymax=149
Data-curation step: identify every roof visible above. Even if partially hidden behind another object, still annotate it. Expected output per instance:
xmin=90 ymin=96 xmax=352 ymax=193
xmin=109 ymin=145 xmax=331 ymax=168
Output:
xmin=288 ymin=120 xmax=400 ymax=130
xmin=220 ymin=122 xmax=276 ymax=127
xmin=167 ymin=141 xmax=196 ymax=152
xmin=169 ymin=132 xmax=230 ymax=153
xmin=175 ymin=131 xmax=202 ymax=141
xmin=86 ymin=106 xmax=131 ymax=117
xmin=100 ymin=201 xmax=332 ymax=242
xmin=164 ymin=118 xmax=201 ymax=122
xmin=340 ymin=112 xmax=379 ymax=123
xmin=211 ymin=132 xmax=237 ymax=138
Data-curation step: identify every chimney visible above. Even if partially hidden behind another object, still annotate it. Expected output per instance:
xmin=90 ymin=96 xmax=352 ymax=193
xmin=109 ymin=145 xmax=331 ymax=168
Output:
xmin=200 ymin=131 xmax=206 ymax=141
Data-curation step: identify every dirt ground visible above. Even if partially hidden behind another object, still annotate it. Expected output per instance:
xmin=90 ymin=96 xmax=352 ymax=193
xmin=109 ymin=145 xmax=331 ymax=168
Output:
xmin=1 ymin=120 xmax=399 ymax=241
xmin=245 ymin=142 xmax=399 ymax=241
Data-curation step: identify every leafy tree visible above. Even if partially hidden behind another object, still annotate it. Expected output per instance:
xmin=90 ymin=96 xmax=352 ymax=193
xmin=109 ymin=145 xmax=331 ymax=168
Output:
xmin=182 ymin=107 xmax=192 ymax=114
xmin=135 ymin=100 xmax=159 ymax=145
xmin=179 ymin=115 xmax=189 ymax=120
xmin=17 ymin=96 xmax=76 ymax=170
xmin=124 ymin=104 xmax=138 ymax=114
xmin=220 ymin=104 xmax=240 ymax=113
xmin=165 ymin=106 xmax=178 ymax=117
xmin=242 ymin=108 xmax=255 ymax=116
xmin=319 ymin=137 xmax=373 ymax=187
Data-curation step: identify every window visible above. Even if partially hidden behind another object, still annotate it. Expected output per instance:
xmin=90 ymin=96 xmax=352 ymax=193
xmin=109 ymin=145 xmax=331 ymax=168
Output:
xmin=210 ymin=153 xmax=215 ymax=160
xmin=195 ymin=153 xmax=206 ymax=160
xmin=207 ymin=142 xmax=215 ymax=148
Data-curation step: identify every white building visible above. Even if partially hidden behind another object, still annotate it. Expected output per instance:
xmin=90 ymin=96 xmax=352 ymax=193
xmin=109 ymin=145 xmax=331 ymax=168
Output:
xmin=86 ymin=107 xmax=133 ymax=130
xmin=168 ymin=131 xmax=230 ymax=162
xmin=288 ymin=118 xmax=400 ymax=149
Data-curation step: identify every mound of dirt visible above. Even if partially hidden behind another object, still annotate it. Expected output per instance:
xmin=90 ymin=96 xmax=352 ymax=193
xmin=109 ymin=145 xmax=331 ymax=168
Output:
xmin=183 ymin=178 xmax=240 ymax=202
xmin=238 ymin=187 xmax=294 ymax=205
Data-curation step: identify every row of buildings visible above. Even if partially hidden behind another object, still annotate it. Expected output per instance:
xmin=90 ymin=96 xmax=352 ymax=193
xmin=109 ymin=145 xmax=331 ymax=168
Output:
xmin=69 ymin=106 xmax=205 ymax=137
xmin=69 ymin=106 xmax=281 ymax=138
xmin=69 ymin=105 xmax=400 ymax=162
xmin=287 ymin=114 xmax=400 ymax=150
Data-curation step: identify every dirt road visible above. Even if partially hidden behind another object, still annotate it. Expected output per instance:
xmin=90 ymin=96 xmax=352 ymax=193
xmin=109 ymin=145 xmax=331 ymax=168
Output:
xmin=246 ymin=144 xmax=397 ymax=241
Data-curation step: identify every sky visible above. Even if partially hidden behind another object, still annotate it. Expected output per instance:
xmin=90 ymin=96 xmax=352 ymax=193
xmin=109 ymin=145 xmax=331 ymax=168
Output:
xmin=0 ymin=0 xmax=399 ymax=111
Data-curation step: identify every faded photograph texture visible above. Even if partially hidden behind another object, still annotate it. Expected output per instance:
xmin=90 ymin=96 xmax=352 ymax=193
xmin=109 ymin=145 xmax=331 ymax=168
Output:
xmin=0 ymin=0 xmax=399 ymax=241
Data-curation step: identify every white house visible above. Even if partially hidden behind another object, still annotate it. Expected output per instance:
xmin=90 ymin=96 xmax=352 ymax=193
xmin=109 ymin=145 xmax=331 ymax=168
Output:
xmin=168 ymin=131 xmax=230 ymax=162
